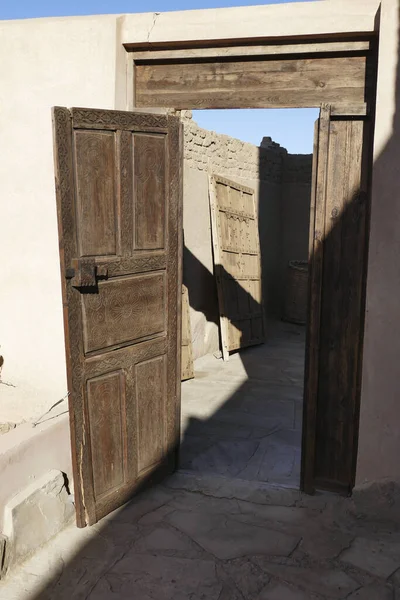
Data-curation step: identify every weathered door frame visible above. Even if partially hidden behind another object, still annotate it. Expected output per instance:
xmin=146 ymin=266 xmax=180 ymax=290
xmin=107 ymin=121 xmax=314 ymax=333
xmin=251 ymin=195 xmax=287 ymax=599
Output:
xmin=125 ymin=34 xmax=378 ymax=495
xmin=301 ymin=105 xmax=373 ymax=494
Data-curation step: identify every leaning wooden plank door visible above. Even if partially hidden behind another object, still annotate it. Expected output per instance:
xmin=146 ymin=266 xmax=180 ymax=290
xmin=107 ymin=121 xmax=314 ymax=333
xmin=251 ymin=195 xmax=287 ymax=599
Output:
xmin=302 ymin=104 xmax=370 ymax=494
xmin=52 ymin=107 xmax=183 ymax=526
xmin=209 ymin=175 xmax=265 ymax=361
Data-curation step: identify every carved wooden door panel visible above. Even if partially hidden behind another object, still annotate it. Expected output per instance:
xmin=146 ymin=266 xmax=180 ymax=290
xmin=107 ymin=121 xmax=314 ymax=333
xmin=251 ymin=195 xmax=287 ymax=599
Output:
xmin=52 ymin=107 xmax=183 ymax=527
xmin=209 ymin=175 xmax=265 ymax=361
xmin=301 ymin=104 xmax=370 ymax=495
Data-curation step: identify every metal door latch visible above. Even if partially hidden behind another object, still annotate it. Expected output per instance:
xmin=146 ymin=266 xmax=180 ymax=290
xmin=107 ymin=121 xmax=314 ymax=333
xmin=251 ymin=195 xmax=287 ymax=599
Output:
xmin=66 ymin=258 xmax=108 ymax=288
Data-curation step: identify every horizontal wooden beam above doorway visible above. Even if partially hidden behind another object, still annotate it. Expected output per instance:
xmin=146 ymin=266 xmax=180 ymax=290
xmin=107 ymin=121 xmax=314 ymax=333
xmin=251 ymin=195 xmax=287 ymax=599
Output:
xmin=130 ymin=40 xmax=371 ymax=62
xmin=135 ymin=54 xmax=374 ymax=110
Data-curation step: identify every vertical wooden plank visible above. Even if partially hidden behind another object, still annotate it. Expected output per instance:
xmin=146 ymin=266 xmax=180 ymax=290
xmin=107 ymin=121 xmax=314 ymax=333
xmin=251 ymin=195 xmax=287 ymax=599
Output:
xmin=314 ymin=118 xmax=368 ymax=492
xmin=119 ymin=130 xmax=134 ymax=257
xmin=314 ymin=118 xmax=347 ymax=487
xmin=165 ymin=115 xmax=183 ymax=471
xmin=301 ymin=104 xmax=330 ymax=495
xmin=136 ymin=356 xmax=166 ymax=475
xmin=74 ymin=130 xmax=118 ymax=257
xmin=86 ymin=371 xmax=126 ymax=499
xmin=52 ymin=107 xmax=87 ymax=528
xmin=302 ymin=107 xmax=371 ymax=495
xmin=134 ymin=134 xmax=166 ymax=250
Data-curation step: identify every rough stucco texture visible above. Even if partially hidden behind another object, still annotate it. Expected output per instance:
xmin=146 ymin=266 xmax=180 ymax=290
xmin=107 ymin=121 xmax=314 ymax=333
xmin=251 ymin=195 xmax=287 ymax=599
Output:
xmin=356 ymin=0 xmax=400 ymax=486
xmin=0 ymin=15 xmax=121 ymax=424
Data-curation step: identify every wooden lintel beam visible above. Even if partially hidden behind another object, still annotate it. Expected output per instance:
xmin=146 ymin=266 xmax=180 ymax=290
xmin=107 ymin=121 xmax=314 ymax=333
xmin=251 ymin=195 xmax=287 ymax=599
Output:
xmin=130 ymin=40 xmax=370 ymax=62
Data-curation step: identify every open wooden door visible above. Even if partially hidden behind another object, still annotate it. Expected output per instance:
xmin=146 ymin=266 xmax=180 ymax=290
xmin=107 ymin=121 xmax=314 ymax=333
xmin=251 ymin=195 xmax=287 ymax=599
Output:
xmin=52 ymin=107 xmax=183 ymax=526
xmin=302 ymin=104 xmax=371 ymax=495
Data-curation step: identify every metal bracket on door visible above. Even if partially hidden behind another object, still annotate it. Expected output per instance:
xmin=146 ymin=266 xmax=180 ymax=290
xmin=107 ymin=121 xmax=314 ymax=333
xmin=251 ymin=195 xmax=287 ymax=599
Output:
xmin=66 ymin=258 xmax=108 ymax=289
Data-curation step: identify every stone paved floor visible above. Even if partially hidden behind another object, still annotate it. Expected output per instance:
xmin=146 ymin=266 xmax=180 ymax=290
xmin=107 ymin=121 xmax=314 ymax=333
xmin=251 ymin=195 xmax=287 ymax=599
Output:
xmin=180 ymin=321 xmax=305 ymax=488
xmin=2 ymin=474 xmax=400 ymax=599
xmin=2 ymin=325 xmax=400 ymax=598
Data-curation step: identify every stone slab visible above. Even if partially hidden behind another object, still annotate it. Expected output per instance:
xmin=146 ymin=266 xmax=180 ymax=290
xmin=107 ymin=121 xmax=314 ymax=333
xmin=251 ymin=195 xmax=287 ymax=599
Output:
xmin=167 ymin=510 xmax=299 ymax=560
xmin=138 ymin=504 xmax=175 ymax=526
xmin=0 ymin=410 xmax=72 ymax=534
xmin=89 ymin=553 xmax=221 ymax=600
xmin=168 ymin=489 xmax=241 ymax=516
xmin=184 ymin=439 xmax=261 ymax=478
xmin=133 ymin=526 xmax=205 ymax=558
xmin=237 ymin=502 xmax=312 ymax=524
xmin=234 ymin=502 xmax=317 ymax=538
xmin=347 ymin=584 xmax=394 ymax=600
xmin=301 ymin=528 xmax=354 ymax=560
xmin=254 ymin=562 xmax=359 ymax=599
xmin=3 ymin=469 xmax=74 ymax=566
xmin=100 ymin=487 xmax=173 ymax=524
xmin=259 ymin=581 xmax=321 ymax=600
xmin=340 ymin=537 xmax=400 ymax=578
xmin=221 ymin=558 xmax=270 ymax=599
xmin=234 ymin=437 xmax=301 ymax=485
xmin=164 ymin=471 xmax=300 ymax=506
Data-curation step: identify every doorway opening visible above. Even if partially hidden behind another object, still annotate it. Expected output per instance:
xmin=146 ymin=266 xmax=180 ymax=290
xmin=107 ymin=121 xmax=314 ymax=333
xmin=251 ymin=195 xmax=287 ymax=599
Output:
xmin=179 ymin=107 xmax=318 ymax=489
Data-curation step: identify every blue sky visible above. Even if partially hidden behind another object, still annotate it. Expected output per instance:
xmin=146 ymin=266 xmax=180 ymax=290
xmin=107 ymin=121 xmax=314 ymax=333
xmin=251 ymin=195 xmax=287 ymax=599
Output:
xmin=193 ymin=109 xmax=318 ymax=154
xmin=1 ymin=0 xmax=316 ymax=19
xmin=1 ymin=0 xmax=318 ymax=153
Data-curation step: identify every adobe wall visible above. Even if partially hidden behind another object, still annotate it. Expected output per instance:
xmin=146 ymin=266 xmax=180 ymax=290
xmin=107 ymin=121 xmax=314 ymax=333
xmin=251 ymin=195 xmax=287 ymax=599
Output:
xmin=0 ymin=14 xmax=124 ymax=427
xmin=181 ymin=111 xmax=312 ymax=360
xmin=122 ymin=1 xmax=380 ymax=49
xmin=356 ymin=0 xmax=400 ymax=486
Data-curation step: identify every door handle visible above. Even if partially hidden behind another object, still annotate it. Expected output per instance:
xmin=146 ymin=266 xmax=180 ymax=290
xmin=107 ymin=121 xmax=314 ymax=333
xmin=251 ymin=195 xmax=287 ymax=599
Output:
xmin=66 ymin=258 xmax=108 ymax=289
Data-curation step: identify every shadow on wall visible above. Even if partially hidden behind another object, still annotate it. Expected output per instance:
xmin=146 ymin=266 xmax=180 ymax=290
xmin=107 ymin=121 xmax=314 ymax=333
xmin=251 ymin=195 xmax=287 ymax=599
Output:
xmin=19 ymin=24 xmax=400 ymax=600
xmin=183 ymin=245 xmax=219 ymax=327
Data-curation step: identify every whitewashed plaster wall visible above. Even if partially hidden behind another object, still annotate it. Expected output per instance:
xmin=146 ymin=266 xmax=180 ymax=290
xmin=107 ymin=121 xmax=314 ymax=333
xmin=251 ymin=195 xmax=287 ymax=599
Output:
xmin=0 ymin=15 xmax=123 ymax=424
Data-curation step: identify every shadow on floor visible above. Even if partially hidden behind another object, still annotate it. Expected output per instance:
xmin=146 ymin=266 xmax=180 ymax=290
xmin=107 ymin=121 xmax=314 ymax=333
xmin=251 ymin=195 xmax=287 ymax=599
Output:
xmin=1 ymin=263 xmax=311 ymax=600
xmin=179 ymin=320 xmax=305 ymax=488
xmin=182 ymin=239 xmax=307 ymax=488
